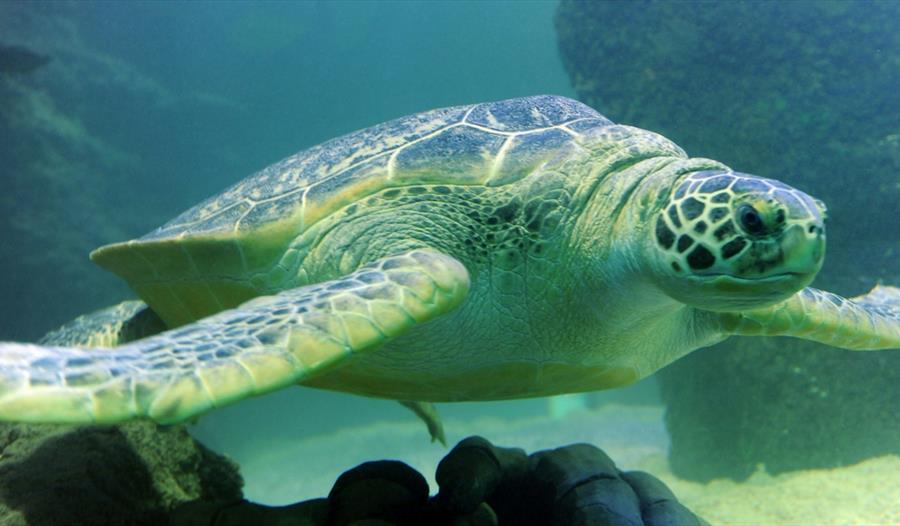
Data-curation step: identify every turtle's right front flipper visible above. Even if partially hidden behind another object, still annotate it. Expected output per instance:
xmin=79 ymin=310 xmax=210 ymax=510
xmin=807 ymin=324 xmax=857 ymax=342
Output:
xmin=721 ymin=284 xmax=900 ymax=350
xmin=0 ymin=250 xmax=469 ymax=425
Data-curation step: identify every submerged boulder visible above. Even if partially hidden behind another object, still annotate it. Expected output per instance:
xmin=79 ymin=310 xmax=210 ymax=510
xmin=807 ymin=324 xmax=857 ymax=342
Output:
xmin=173 ymin=435 xmax=706 ymax=526
xmin=0 ymin=421 xmax=242 ymax=526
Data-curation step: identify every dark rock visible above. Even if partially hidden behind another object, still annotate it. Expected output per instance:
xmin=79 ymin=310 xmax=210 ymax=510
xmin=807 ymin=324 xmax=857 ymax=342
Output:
xmin=328 ymin=460 xmax=428 ymax=526
xmin=556 ymin=0 xmax=900 ymax=481
xmin=619 ymin=471 xmax=677 ymax=504
xmin=528 ymin=444 xmax=640 ymax=526
xmin=484 ymin=440 xmax=704 ymax=526
xmin=0 ymin=421 xmax=241 ymax=526
xmin=435 ymin=436 xmax=526 ymax=515
xmin=329 ymin=460 xmax=429 ymax=505
xmin=446 ymin=502 xmax=498 ymax=526
xmin=621 ymin=471 xmax=710 ymax=526
xmin=554 ymin=477 xmax=642 ymax=526
xmin=528 ymin=443 xmax=619 ymax=501
xmin=171 ymin=498 xmax=329 ymax=526
xmin=169 ymin=435 xmax=703 ymax=526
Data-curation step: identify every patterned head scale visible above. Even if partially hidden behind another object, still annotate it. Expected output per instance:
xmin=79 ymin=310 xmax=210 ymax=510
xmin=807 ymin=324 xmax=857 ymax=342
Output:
xmin=653 ymin=170 xmax=826 ymax=310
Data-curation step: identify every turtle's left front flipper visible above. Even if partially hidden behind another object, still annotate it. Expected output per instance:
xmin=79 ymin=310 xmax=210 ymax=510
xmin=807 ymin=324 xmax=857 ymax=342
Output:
xmin=0 ymin=250 xmax=469 ymax=425
xmin=721 ymin=285 xmax=900 ymax=350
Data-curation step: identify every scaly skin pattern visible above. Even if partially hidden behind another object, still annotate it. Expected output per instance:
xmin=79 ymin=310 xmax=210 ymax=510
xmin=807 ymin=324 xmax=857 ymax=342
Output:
xmin=647 ymin=170 xmax=828 ymax=312
xmin=720 ymin=285 xmax=900 ymax=349
xmin=655 ymin=171 xmax=825 ymax=279
xmin=0 ymin=95 xmax=896 ymax=425
xmin=0 ymin=251 xmax=468 ymax=423
xmin=294 ymin=126 xmax=730 ymax=400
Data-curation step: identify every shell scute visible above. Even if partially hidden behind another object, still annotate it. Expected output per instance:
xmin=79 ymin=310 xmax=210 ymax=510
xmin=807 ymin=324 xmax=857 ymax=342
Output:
xmin=564 ymin=117 xmax=615 ymax=133
xmin=183 ymin=202 xmax=251 ymax=237
xmin=394 ymin=124 xmax=506 ymax=183
xmin=236 ymin=196 xmax=298 ymax=233
xmin=137 ymin=95 xmax=603 ymax=243
xmin=491 ymin=128 xmax=574 ymax=186
xmin=465 ymin=94 xmax=601 ymax=132
xmin=302 ymin=154 xmax=391 ymax=227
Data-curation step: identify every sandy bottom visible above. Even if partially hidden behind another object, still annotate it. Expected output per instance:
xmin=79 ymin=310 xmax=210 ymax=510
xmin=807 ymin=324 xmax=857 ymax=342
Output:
xmin=236 ymin=405 xmax=900 ymax=525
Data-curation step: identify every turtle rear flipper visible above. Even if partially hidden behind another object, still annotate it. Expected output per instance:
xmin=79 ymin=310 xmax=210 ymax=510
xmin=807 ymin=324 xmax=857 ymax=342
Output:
xmin=399 ymin=400 xmax=447 ymax=446
xmin=721 ymin=284 xmax=900 ymax=350
xmin=0 ymin=250 xmax=469 ymax=425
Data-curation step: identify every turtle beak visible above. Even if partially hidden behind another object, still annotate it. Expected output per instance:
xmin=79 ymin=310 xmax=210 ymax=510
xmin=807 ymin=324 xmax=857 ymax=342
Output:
xmin=782 ymin=219 xmax=824 ymax=267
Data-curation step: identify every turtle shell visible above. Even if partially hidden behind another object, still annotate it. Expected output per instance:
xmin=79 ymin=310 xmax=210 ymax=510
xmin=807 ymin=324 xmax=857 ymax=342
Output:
xmin=91 ymin=95 xmax=610 ymax=326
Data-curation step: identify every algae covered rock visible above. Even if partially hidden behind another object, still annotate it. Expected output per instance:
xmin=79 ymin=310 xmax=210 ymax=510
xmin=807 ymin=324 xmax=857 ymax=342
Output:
xmin=556 ymin=0 xmax=900 ymax=480
xmin=0 ymin=421 xmax=241 ymax=526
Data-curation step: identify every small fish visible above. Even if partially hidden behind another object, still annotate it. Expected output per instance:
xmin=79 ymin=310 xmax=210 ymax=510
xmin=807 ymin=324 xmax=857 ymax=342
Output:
xmin=0 ymin=44 xmax=51 ymax=75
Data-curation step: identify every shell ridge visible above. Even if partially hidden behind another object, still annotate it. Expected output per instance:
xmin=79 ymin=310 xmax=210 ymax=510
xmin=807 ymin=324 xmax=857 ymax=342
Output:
xmin=137 ymin=95 xmax=600 ymax=242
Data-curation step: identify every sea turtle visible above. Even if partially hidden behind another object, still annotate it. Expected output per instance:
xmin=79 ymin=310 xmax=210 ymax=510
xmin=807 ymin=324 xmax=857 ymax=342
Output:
xmin=0 ymin=95 xmax=897 ymax=434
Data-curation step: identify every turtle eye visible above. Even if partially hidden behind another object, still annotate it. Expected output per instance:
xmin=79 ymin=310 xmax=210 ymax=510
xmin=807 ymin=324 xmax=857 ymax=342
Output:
xmin=738 ymin=204 xmax=765 ymax=235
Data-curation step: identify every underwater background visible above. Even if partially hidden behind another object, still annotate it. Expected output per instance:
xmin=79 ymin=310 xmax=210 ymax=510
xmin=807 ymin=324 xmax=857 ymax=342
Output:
xmin=0 ymin=1 xmax=897 ymax=524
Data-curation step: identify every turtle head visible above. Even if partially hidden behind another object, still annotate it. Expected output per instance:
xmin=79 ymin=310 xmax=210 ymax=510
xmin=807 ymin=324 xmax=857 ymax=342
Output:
xmin=650 ymin=170 xmax=826 ymax=311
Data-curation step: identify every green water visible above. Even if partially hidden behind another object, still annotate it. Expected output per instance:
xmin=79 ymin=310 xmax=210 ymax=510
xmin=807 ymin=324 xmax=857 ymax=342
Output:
xmin=0 ymin=0 xmax=597 ymax=502
xmin=0 ymin=1 xmax=896 ymax=522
